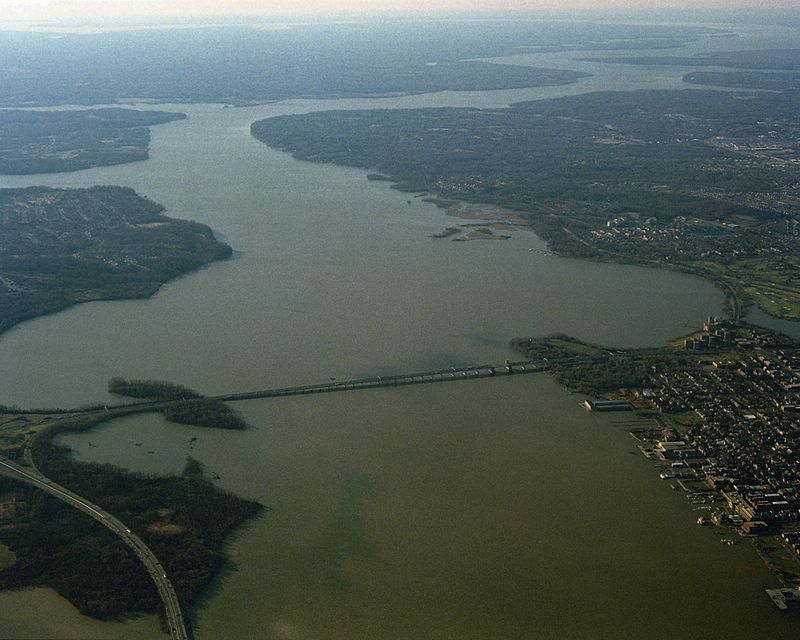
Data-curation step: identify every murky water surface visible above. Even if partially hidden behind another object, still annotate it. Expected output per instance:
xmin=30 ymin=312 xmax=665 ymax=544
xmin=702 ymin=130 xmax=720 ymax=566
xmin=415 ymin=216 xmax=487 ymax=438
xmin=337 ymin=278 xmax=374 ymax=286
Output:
xmin=0 ymin=20 xmax=798 ymax=640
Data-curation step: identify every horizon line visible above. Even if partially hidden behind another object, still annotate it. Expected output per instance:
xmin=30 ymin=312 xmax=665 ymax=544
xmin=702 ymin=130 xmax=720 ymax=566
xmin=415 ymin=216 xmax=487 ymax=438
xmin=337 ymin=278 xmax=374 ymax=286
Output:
xmin=3 ymin=6 xmax=800 ymax=28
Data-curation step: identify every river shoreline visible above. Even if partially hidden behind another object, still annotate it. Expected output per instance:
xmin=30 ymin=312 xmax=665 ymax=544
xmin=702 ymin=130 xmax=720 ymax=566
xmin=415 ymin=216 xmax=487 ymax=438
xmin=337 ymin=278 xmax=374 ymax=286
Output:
xmin=1 ymin=19 xmax=797 ymax=637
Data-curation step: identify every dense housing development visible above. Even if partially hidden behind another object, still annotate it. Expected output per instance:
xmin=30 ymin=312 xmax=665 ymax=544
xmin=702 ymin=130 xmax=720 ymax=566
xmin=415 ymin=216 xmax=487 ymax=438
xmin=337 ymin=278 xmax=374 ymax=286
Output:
xmin=653 ymin=323 xmax=800 ymax=527
xmin=612 ymin=322 xmax=800 ymax=596
xmin=516 ymin=321 xmax=800 ymax=593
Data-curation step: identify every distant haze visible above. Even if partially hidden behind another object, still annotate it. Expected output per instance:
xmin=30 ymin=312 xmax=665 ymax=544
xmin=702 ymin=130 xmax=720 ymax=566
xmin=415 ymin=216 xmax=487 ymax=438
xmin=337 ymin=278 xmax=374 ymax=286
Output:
xmin=4 ymin=0 xmax=798 ymax=22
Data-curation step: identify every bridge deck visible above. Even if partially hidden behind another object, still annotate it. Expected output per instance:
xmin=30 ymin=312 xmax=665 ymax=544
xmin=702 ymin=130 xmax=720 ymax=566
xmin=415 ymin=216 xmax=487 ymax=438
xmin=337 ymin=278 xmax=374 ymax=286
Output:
xmin=216 ymin=358 xmax=578 ymax=402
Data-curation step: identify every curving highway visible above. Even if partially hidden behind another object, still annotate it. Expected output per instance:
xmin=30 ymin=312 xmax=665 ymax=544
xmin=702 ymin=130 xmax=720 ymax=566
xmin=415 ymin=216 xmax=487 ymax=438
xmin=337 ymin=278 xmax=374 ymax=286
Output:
xmin=0 ymin=456 xmax=188 ymax=640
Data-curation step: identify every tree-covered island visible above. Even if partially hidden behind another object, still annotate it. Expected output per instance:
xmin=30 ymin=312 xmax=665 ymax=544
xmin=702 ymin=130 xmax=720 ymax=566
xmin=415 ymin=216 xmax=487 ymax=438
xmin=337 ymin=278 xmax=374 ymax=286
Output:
xmin=108 ymin=378 xmax=204 ymax=401
xmin=108 ymin=378 xmax=249 ymax=429
xmin=0 ymin=186 xmax=232 ymax=336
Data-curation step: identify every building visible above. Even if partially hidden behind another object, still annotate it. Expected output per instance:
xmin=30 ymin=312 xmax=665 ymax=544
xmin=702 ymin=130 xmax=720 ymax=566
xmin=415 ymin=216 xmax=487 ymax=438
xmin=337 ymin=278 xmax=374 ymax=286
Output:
xmin=582 ymin=399 xmax=632 ymax=412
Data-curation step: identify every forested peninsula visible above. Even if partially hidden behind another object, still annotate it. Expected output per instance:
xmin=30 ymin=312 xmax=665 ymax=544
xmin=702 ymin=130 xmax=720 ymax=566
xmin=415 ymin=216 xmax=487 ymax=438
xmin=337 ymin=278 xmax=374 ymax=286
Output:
xmin=578 ymin=48 xmax=800 ymax=71
xmin=0 ymin=23 xmax=722 ymax=106
xmin=581 ymin=47 xmax=800 ymax=95
xmin=0 ymin=108 xmax=185 ymax=175
xmin=0 ymin=427 xmax=262 ymax=621
xmin=0 ymin=186 xmax=232 ymax=336
xmin=683 ymin=71 xmax=800 ymax=92
xmin=251 ymin=86 xmax=800 ymax=321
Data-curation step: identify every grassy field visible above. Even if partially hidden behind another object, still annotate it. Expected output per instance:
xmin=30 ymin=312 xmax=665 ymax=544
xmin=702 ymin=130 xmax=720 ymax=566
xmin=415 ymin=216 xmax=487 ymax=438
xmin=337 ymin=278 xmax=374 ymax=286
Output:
xmin=689 ymin=256 xmax=800 ymax=321
xmin=0 ymin=544 xmax=16 ymax=571
xmin=666 ymin=411 xmax=701 ymax=436
xmin=753 ymin=536 xmax=800 ymax=583
xmin=733 ymin=256 xmax=800 ymax=321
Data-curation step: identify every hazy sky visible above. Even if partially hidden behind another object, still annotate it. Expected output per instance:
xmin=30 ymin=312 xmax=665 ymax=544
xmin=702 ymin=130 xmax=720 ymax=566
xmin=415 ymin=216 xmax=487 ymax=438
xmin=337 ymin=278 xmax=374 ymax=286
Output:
xmin=4 ymin=0 xmax=796 ymax=21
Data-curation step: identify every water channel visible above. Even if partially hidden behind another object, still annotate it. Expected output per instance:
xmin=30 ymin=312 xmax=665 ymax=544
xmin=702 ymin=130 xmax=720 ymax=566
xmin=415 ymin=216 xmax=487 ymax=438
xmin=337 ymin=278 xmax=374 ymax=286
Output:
xmin=0 ymin=20 xmax=798 ymax=640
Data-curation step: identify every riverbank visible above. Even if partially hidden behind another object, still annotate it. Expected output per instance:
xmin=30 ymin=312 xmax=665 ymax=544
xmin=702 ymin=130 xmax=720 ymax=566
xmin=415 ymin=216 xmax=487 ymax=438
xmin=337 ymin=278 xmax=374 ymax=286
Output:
xmin=0 ymin=186 xmax=232 ymax=337
xmin=513 ymin=324 xmax=800 ymax=592
xmin=250 ymin=84 xmax=800 ymax=324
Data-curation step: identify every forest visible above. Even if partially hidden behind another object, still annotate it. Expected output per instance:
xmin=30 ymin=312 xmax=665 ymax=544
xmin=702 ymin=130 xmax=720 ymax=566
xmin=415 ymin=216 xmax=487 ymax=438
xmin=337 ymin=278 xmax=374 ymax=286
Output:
xmin=510 ymin=334 xmax=697 ymax=395
xmin=580 ymin=48 xmax=800 ymax=95
xmin=579 ymin=48 xmax=800 ymax=70
xmin=0 ymin=439 xmax=262 ymax=620
xmin=0 ymin=108 xmax=185 ymax=175
xmin=0 ymin=186 xmax=232 ymax=335
xmin=0 ymin=478 xmax=160 ymax=618
xmin=107 ymin=377 xmax=247 ymax=429
xmin=0 ymin=22 xmax=721 ymax=106
xmin=550 ymin=352 xmax=697 ymax=395
xmin=162 ymin=399 xmax=248 ymax=430
xmin=251 ymin=88 xmax=796 ymax=225
xmin=108 ymin=377 xmax=203 ymax=400
xmin=683 ymin=70 xmax=800 ymax=92
xmin=252 ymin=86 xmax=800 ymax=318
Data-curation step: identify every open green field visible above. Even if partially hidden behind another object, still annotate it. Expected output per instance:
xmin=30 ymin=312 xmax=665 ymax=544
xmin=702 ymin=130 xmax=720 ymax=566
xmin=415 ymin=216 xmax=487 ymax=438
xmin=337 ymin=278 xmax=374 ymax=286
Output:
xmin=0 ymin=544 xmax=16 ymax=571
xmin=730 ymin=256 xmax=800 ymax=321
xmin=666 ymin=411 xmax=701 ymax=436
xmin=753 ymin=536 xmax=800 ymax=583
xmin=688 ymin=256 xmax=800 ymax=321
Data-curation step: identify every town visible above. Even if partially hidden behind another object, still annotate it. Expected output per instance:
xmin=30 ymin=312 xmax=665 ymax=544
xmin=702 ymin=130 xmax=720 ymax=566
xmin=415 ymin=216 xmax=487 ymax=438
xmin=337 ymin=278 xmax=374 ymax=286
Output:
xmin=614 ymin=320 xmax=800 ymax=604
xmin=513 ymin=319 xmax=800 ymax=606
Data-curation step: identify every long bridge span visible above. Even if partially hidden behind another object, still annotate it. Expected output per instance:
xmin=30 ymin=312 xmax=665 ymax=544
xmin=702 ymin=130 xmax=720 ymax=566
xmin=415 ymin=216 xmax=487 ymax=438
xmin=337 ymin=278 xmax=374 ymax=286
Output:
xmin=214 ymin=356 xmax=601 ymax=403
xmin=7 ymin=356 xmax=607 ymax=418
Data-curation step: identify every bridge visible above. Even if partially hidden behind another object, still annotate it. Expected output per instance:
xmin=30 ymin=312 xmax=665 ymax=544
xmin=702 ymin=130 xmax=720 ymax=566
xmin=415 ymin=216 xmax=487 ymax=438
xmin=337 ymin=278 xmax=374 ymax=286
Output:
xmin=0 ymin=353 xmax=610 ymax=639
xmin=214 ymin=356 xmax=597 ymax=402
xmin=13 ymin=356 xmax=608 ymax=421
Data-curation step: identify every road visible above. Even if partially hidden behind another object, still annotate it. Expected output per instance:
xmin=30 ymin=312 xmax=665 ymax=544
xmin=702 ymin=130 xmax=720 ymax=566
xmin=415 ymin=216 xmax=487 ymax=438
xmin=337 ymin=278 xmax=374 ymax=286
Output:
xmin=0 ymin=456 xmax=188 ymax=640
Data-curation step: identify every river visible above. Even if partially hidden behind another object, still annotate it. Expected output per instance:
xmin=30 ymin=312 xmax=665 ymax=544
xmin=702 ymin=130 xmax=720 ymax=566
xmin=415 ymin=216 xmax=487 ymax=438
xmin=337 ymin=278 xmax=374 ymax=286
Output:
xmin=0 ymin=20 xmax=798 ymax=640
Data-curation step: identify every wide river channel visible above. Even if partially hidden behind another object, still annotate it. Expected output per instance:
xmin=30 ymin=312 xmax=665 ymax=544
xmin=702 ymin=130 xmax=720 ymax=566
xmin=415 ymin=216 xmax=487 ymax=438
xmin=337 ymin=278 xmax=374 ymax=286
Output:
xmin=1 ymin=21 xmax=799 ymax=640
